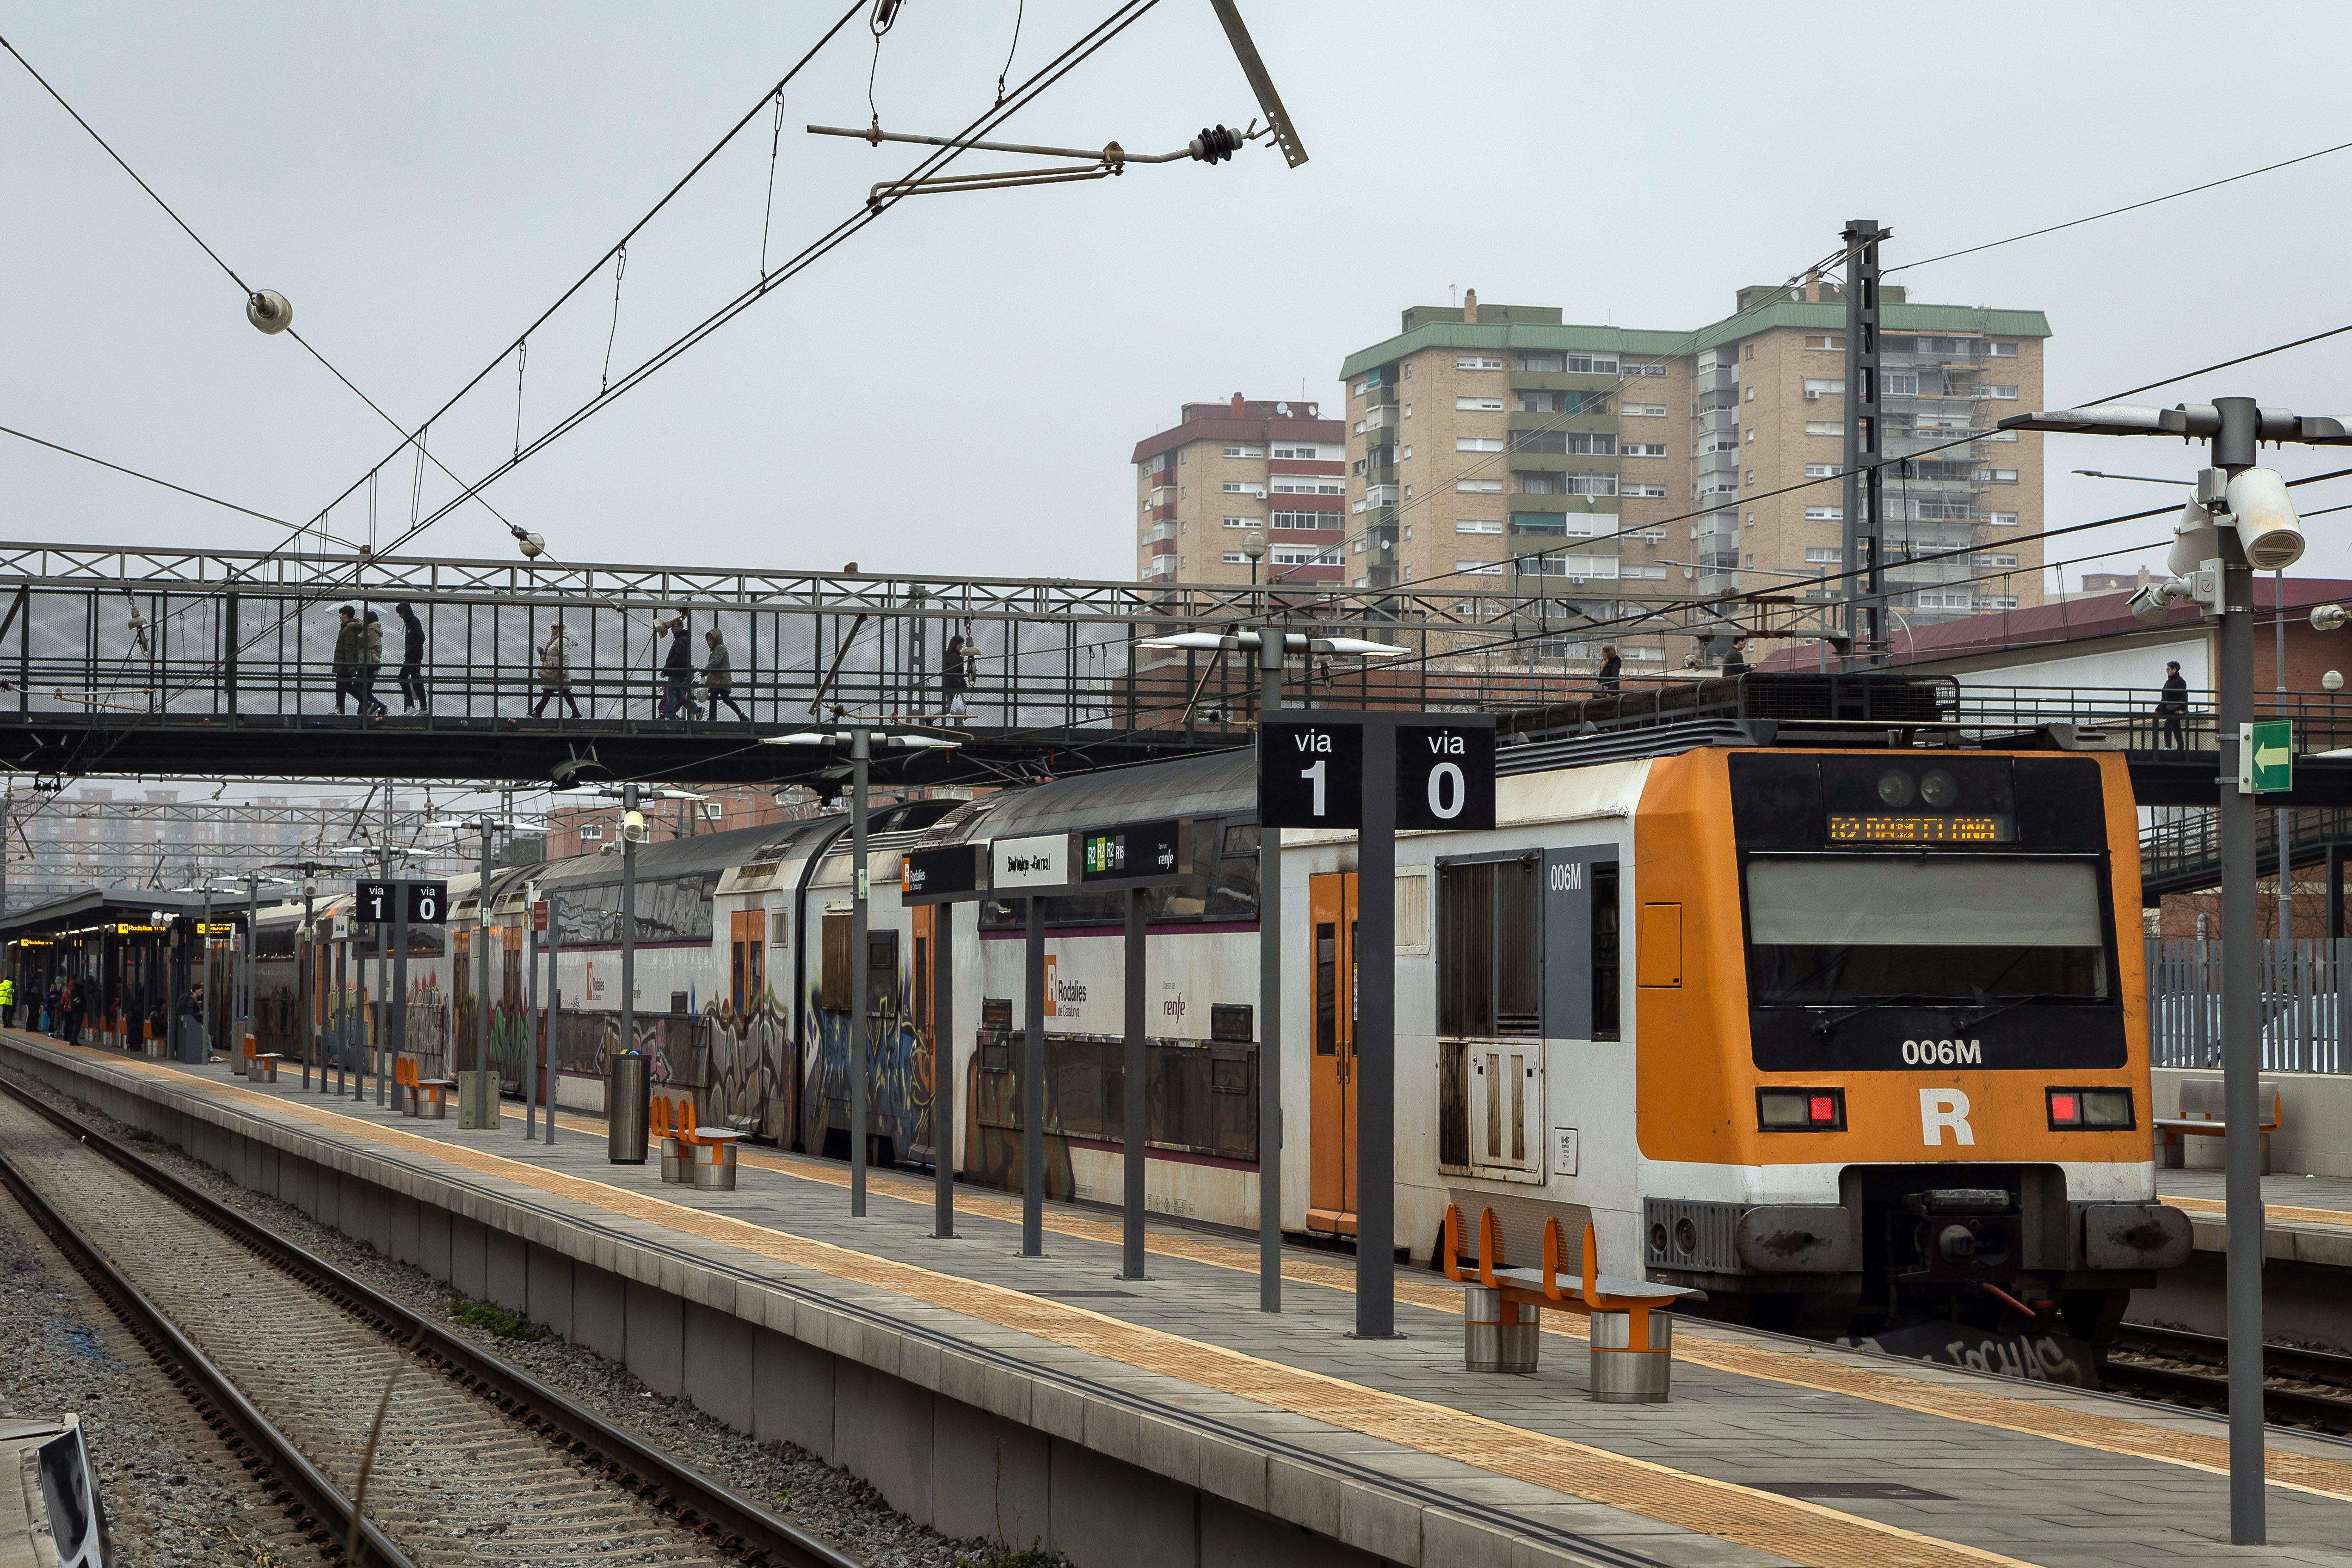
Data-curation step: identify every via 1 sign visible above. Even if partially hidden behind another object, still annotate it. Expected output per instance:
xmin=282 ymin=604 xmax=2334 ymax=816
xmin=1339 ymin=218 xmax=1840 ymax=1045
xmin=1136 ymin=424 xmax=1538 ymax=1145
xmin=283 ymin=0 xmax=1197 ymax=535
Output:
xmin=1259 ymin=722 xmax=1364 ymax=829
xmin=1395 ymin=722 xmax=1496 ymax=830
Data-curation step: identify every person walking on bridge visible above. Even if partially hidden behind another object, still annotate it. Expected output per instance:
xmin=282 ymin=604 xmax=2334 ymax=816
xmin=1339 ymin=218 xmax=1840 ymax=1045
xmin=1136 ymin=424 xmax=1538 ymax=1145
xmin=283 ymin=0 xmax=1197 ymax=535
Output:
xmin=703 ymin=628 xmax=748 ymax=721
xmin=532 ymin=621 xmax=580 ymax=718
xmin=359 ymin=610 xmax=389 ymax=717
xmin=659 ymin=610 xmax=701 ymax=721
xmin=394 ymin=602 xmax=429 ymax=714
xmin=2158 ymin=660 xmax=2189 ymax=750
xmin=331 ymin=605 xmax=367 ymax=714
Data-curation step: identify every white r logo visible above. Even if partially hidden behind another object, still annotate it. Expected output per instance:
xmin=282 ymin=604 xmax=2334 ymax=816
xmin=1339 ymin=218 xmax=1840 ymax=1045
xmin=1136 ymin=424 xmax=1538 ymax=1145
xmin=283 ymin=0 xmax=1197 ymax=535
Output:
xmin=1919 ymin=1088 xmax=1974 ymax=1146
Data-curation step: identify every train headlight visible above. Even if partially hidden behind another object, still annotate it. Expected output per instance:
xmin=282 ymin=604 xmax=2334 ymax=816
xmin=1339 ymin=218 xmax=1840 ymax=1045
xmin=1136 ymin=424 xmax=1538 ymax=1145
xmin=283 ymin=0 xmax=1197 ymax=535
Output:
xmin=1758 ymin=1087 xmax=1845 ymax=1131
xmin=1875 ymin=770 xmax=1914 ymax=807
xmin=1918 ymin=767 xmax=1959 ymax=809
xmin=2047 ymin=1087 xmax=2134 ymax=1130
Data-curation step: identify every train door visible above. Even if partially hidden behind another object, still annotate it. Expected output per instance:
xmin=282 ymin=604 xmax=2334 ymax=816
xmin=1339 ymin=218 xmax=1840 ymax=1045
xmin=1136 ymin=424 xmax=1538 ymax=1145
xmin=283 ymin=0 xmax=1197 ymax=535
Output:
xmin=729 ymin=909 xmax=765 ymax=1013
xmin=912 ymin=904 xmax=939 ymax=1159
xmin=1308 ymin=872 xmax=1358 ymax=1236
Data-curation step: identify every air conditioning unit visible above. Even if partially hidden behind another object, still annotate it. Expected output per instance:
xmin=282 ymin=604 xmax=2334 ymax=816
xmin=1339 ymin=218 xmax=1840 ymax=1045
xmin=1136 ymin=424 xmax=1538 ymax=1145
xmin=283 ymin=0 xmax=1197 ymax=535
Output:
xmin=1805 ymin=390 xmax=1822 ymax=401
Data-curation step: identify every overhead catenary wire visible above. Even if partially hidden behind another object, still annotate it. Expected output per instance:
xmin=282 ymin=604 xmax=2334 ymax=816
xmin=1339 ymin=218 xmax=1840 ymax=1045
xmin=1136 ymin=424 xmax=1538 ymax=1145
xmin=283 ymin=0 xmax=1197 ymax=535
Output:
xmin=0 ymin=423 xmax=357 ymax=546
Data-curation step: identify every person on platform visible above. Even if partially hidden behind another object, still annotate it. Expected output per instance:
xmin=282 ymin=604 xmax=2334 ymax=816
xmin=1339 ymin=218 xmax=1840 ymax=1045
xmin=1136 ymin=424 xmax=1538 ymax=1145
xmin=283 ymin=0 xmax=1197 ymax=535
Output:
xmin=41 ymin=984 xmax=58 ymax=1035
xmin=62 ymin=978 xmax=84 ymax=1046
xmin=703 ymin=628 xmax=748 ymax=721
xmin=659 ymin=611 xmax=701 ymax=721
xmin=1721 ymin=637 xmax=1750 ymax=678
xmin=331 ymin=605 xmax=367 ymax=714
xmin=1595 ymin=645 xmax=1623 ymax=694
xmin=2158 ymin=660 xmax=2189 ymax=750
xmin=943 ymin=630 xmax=971 ymax=720
xmin=359 ymin=610 xmax=389 ymax=717
xmin=0 ymin=975 xmax=14 ymax=1031
xmin=533 ymin=621 xmax=580 ymax=718
xmin=395 ymin=602 xmax=429 ymax=714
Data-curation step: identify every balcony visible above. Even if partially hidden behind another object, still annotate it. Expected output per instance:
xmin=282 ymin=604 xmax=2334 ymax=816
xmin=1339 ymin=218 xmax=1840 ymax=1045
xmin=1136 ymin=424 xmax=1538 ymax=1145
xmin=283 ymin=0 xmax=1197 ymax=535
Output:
xmin=1506 ymin=410 xmax=1615 ymax=434
xmin=1151 ymin=502 xmax=1177 ymax=522
xmin=1507 ymin=372 xmax=1625 ymax=395
xmin=1363 ymin=484 xmax=1399 ymax=507
xmin=1504 ymin=451 xmax=1620 ymax=474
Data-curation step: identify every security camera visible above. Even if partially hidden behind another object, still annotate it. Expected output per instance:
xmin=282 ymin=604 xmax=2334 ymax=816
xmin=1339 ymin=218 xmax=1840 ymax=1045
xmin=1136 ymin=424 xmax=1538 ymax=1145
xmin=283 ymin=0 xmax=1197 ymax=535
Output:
xmin=621 ymin=810 xmax=647 ymax=844
xmin=2166 ymin=499 xmax=2227 ymax=580
xmin=2129 ymin=578 xmax=2192 ymax=624
xmin=2226 ymin=467 xmax=2304 ymax=570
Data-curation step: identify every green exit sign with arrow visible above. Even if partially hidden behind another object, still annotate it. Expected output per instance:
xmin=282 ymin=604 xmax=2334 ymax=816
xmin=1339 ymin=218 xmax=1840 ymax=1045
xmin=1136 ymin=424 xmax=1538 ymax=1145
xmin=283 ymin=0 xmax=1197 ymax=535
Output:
xmin=2241 ymin=720 xmax=2294 ymax=794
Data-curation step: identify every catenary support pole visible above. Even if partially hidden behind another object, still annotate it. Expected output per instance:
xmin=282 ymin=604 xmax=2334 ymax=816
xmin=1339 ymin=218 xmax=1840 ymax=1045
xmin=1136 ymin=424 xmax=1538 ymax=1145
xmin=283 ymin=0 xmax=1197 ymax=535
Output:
xmin=475 ymin=823 xmax=493 ymax=1109
xmin=1022 ymin=893 xmax=1045 ymax=1256
xmin=1840 ymin=217 xmax=1888 ymax=667
xmin=850 ymin=729 xmax=871 ymax=1218
xmin=525 ymin=885 xmax=539 ymax=1138
xmin=332 ymin=911 xmax=345 ymax=1093
xmin=1121 ymin=883 xmax=1148 ymax=1279
xmin=933 ymin=898 xmax=955 ymax=1238
xmin=1355 ymin=719 xmax=1397 ymax=1338
xmin=2212 ymin=396 xmax=2266 ymax=1544
xmin=393 ymin=880 xmax=409 ymax=1089
xmin=621 ymin=785 xmax=638 ymax=1075
xmin=544 ymin=889 xmax=560 ymax=1145
xmin=1257 ymin=624 xmax=1284 ymax=1312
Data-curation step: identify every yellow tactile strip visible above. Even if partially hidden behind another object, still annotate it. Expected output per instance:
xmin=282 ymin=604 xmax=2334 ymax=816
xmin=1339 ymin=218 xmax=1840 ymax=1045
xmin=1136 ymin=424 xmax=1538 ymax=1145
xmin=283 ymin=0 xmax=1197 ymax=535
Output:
xmin=63 ymin=1051 xmax=2029 ymax=1568
xmin=2164 ymin=1192 xmax=2352 ymax=1230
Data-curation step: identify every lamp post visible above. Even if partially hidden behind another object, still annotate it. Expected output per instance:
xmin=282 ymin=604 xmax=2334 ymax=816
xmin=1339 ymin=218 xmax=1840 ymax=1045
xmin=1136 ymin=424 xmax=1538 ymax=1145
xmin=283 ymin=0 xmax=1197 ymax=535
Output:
xmin=1138 ymin=628 xmax=1408 ymax=1312
xmin=762 ymin=729 xmax=962 ymax=1218
xmin=2001 ymin=395 xmax=2352 ymax=1545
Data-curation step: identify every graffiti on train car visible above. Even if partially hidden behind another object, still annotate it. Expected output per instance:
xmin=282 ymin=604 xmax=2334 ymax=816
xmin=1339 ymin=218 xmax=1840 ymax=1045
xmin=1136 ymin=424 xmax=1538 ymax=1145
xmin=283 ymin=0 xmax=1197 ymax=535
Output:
xmin=706 ymin=990 xmax=794 ymax=1144
xmin=803 ymin=979 xmax=932 ymax=1159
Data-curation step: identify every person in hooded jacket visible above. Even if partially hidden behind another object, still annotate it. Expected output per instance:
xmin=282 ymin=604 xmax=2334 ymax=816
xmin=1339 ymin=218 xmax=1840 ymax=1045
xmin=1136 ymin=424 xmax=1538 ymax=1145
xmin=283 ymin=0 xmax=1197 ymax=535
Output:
xmin=659 ymin=611 xmax=701 ymax=721
xmin=533 ymin=621 xmax=581 ymax=717
xmin=395 ymin=602 xmax=429 ymax=714
xmin=358 ymin=611 xmax=389 ymax=716
xmin=703 ymin=628 xmax=748 ymax=720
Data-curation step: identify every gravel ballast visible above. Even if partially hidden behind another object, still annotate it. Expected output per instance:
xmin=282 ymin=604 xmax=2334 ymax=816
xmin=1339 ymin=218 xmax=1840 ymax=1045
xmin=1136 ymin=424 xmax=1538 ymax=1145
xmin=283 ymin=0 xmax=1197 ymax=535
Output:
xmin=0 ymin=1064 xmax=1054 ymax=1568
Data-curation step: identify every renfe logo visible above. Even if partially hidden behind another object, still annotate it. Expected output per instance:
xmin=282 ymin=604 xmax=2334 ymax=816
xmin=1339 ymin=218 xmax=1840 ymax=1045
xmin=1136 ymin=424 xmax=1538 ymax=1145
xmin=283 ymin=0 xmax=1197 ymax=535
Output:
xmin=1920 ymin=1087 xmax=1975 ymax=1146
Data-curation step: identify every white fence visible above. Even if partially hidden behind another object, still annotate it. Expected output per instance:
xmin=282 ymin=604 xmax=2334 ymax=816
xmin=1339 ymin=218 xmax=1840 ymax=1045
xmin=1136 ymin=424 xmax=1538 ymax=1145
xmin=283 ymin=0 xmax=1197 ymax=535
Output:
xmin=2145 ymin=938 xmax=2352 ymax=1074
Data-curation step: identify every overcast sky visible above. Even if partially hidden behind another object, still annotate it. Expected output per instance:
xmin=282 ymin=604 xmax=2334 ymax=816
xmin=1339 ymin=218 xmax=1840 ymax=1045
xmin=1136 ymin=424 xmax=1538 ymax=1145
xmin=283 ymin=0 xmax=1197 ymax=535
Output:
xmin=6 ymin=0 xmax=2352 ymax=597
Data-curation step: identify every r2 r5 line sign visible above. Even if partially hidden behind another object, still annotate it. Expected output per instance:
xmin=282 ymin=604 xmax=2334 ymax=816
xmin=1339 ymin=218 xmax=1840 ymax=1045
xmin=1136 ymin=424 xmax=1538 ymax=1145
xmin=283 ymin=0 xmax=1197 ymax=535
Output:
xmin=1258 ymin=718 xmax=1496 ymax=831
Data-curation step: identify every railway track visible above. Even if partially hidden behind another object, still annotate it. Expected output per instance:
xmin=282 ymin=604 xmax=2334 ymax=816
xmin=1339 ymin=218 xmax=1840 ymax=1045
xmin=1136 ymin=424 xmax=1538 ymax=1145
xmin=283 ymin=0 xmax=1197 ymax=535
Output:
xmin=0 ymin=1076 xmax=862 ymax=1568
xmin=2105 ymin=1323 xmax=2352 ymax=1434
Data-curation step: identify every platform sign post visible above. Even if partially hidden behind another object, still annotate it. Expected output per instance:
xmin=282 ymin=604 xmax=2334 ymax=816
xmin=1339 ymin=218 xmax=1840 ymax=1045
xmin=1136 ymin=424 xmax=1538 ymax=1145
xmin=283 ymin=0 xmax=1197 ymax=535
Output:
xmin=1259 ymin=711 xmax=1496 ymax=1340
xmin=525 ymin=892 xmax=543 ymax=1139
xmin=903 ymin=842 xmax=988 ymax=1242
xmin=542 ymin=890 xmax=560 ymax=1147
xmin=994 ymin=832 xmax=1071 ymax=1258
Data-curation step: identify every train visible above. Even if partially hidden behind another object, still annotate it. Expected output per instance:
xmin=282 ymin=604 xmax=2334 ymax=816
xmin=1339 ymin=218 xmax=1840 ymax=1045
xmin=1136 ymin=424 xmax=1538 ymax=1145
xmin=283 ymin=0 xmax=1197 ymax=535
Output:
xmin=240 ymin=699 xmax=2191 ymax=1345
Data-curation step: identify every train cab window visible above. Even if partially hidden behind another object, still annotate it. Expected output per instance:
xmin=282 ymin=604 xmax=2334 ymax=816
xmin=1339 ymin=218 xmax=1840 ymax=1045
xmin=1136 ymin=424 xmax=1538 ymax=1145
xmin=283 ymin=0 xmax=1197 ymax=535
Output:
xmin=1439 ymin=856 xmax=1541 ymax=1037
xmin=1315 ymin=923 xmax=1337 ymax=1054
xmin=1745 ymin=857 xmax=2107 ymax=1003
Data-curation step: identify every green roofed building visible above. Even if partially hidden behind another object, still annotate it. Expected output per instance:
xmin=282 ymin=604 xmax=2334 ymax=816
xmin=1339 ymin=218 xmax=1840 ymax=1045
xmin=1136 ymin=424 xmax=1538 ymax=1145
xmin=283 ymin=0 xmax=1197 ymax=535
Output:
xmin=1336 ymin=283 xmax=2052 ymax=663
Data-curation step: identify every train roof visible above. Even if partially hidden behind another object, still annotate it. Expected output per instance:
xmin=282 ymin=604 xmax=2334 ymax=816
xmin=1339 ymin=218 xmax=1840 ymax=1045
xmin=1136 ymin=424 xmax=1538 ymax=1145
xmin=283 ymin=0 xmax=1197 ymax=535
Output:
xmin=935 ymin=750 xmax=1255 ymax=842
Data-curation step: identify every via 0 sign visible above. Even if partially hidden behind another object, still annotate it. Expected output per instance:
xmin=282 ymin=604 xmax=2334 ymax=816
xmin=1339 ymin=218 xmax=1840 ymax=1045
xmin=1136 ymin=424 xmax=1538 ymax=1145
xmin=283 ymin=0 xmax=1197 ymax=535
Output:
xmin=1258 ymin=718 xmax=1496 ymax=831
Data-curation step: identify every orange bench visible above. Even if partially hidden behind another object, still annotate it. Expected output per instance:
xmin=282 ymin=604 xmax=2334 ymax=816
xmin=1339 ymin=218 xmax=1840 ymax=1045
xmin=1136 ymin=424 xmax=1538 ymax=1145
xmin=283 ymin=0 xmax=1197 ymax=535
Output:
xmin=1441 ymin=1203 xmax=1703 ymax=1402
xmin=394 ymin=1058 xmax=455 ymax=1119
xmin=658 ymin=1096 xmax=746 ymax=1191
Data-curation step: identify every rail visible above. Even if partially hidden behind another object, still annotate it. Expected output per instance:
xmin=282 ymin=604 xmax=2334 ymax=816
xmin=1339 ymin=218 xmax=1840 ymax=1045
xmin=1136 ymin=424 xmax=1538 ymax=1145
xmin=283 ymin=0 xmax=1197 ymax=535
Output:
xmin=0 ymin=1072 xmax=862 ymax=1568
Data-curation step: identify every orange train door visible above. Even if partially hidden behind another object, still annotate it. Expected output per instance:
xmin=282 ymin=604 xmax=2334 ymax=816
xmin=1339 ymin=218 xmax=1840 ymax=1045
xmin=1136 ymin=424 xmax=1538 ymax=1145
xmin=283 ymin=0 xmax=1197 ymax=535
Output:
xmin=729 ymin=910 xmax=766 ymax=1013
xmin=1307 ymin=872 xmax=1359 ymax=1236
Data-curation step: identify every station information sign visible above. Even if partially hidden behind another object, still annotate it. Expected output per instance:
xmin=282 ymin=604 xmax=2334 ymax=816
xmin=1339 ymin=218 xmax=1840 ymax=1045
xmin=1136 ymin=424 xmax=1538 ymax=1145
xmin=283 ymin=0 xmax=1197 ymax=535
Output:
xmin=902 ymin=844 xmax=985 ymax=902
xmin=1394 ymin=722 xmax=1497 ymax=831
xmin=1828 ymin=813 xmax=2015 ymax=844
xmin=1080 ymin=818 xmax=1185 ymax=881
xmin=991 ymin=833 xmax=1070 ymax=891
xmin=1259 ymin=722 xmax=1364 ymax=829
xmin=407 ymin=880 xmax=448 ymax=924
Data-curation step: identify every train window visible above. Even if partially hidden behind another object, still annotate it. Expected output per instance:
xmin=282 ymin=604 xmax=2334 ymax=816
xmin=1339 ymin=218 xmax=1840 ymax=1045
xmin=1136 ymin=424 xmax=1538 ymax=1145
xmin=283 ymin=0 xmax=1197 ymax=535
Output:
xmin=1746 ymin=857 xmax=2107 ymax=1003
xmin=1315 ymin=923 xmax=1337 ymax=1054
xmin=1591 ymin=864 xmax=1620 ymax=1040
xmin=820 ymin=914 xmax=851 ymax=1011
xmin=1439 ymin=857 xmax=1541 ymax=1038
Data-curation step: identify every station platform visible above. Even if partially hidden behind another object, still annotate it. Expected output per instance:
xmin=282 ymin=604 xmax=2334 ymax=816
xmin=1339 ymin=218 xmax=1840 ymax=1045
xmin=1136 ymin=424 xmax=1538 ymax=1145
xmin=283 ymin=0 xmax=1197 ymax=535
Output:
xmin=2138 ymin=1169 xmax=2352 ymax=1353
xmin=8 ymin=1033 xmax=2352 ymax=1568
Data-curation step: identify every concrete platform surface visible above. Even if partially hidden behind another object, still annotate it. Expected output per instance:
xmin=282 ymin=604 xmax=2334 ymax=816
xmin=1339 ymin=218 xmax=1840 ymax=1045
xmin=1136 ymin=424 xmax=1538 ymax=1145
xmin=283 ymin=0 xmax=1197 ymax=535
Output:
xmin=8 ymin=1033 xmax=2352 ymax=1568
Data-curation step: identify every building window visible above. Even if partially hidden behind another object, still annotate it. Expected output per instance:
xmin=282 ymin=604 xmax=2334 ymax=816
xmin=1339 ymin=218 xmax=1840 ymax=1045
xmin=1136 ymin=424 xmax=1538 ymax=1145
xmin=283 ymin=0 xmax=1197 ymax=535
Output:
xmin=1517 ymin=352 xmax=1562 ymax=373
xmin=1223 ymin=516 xmax=1253 ymax=529
xmin=1882 ymin=373 xmax=1919 ymax=396
xmin=1457 ymin=477 xmax=1502 ymax=493
xmin=580 ymin=824 xmax=605 ymax=843
xmin=1221 ymin=552 xmax=1244 ymax=564
xmin=1622 ymin=483 xmax=1668 ymax=498
xmin=1988 ymin=511 xmax=2019 ymax=526
xmin=1271 ymin=510 xmax=1333 ymax=530
xmin=1454 ymin=559 xmax=1505 ymax=575
xmin=1401 ymin=445 xmax=1412 ymax=460
xmin=1457 ymin=437 xmax=1505 ymax=452
xmin=1804 ymin=546 xmax=1842 ymax=563
xmin=1743 ymin=344 xmax=1755 ymax=361
xmin=1223 ymin=480 xmax=1266 ymax=494
xmin=1745 ymin=427 xmax=1756 ymax=443
xmin=1626 ymin=361 xmax=1668 ymax=377
xmin=1403 ymin=404 xmax=1413 ymax=418
xmin=1804 ymin=335 xmax=1846 ymax=351
xmin=1567 ymin=474 xmax=1618 ymax=496
xmin=1456 ymin=355 xmax=1504 ymax=370
xmin=1988 ymin=468 xmax=2019 ymax=484
xmin=1745 ymin=387 xmax=1756 ymax=402
xmin=1984 ymin=384 xmax=2019 ymax=400
xmin=1457 ymin=397 xmax=1505 ymax=412
xmin=1179 ymin=486 xmax=1185 ymax=498
xmin=1804 ymin=378 xmax=1846 ymax=398
xmin=1352 ymin=379 xmax=1366 ymax=395
xmin=1271 ymin=444 xmax=1329 ymax=460
xmin=1746 ymin=553 xmax=1755 ymax=567
xmin=1622 ymin=442 xmax=1668 ymax=457
xmin=1805 ymin=420 xmax=1841 ymax=437
xmin=1272 ymin=546 xmax=1339 ymax=566
xmin=1223 ymin=444 xmax=1264 ymax=458
xmin=1456 ymin=519 xmax=1503 ymax=534
xmin=1271 ymin=476 xmax=1344 ymax=494
xmin=1989 ymin=341 xmax=2018 ymax=357
xmin=1745 ymin=470 xmax=1756 ymax=486
xmin=1518 ymin=475 xmax=1557 ymax=495
xmin=1804 ymin=505 xmax=1843 ymax=521
xmin=1402 ymin=362 xmax=1412 ymax=378
xmin=1622 ymin=403 xmax=1667 ymax=418
xmin=1805 ymin=462 xmax=1841 ymax=478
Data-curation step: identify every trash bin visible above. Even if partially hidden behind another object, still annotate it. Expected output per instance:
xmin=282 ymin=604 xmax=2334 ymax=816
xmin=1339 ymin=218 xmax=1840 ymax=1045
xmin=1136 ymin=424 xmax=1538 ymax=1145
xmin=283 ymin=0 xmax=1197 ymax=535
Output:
xmin=607 ymin=1052 xmax=650 ymax=1164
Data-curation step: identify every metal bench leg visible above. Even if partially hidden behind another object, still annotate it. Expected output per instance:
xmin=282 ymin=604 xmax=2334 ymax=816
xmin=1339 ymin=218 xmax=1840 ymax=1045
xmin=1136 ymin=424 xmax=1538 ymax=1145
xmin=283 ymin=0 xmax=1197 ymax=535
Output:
xmin=1463 ymin=1286 xmax=1539 ymax=1374
xmin=1590 ymin=1309 xmax=1674 ymax=1403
